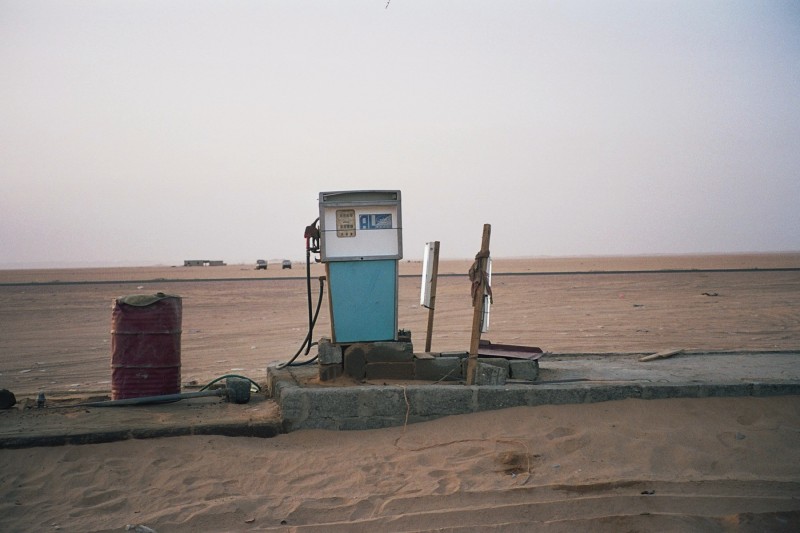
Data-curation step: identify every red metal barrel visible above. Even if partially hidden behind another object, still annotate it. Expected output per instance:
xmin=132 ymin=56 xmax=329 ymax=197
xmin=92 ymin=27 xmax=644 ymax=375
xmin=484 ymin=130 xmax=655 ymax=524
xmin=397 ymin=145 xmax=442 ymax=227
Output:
xmin=111 ymin=293 xmax=182 ymax=400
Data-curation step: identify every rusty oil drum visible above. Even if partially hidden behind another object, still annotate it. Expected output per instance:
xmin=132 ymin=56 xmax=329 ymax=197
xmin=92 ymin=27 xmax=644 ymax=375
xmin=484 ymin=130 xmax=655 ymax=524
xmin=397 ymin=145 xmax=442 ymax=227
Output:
xmin=111 ymin=293 xmax=182 ymax=400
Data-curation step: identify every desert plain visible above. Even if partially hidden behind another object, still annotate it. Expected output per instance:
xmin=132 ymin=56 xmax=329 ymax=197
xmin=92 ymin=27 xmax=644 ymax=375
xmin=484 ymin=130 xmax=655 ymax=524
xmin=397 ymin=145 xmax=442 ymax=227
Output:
xmin=1 ymin=253 xmax=799 ymax=532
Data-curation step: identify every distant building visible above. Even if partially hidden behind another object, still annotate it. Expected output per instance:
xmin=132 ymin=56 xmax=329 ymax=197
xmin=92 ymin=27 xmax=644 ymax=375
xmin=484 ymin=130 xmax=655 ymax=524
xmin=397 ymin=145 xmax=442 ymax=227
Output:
xmin=184 ymin=260 xmax=226 ymax=267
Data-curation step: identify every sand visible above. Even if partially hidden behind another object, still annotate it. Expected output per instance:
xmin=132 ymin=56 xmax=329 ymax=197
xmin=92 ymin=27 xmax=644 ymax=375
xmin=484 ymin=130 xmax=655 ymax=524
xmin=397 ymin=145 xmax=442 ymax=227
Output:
xmin=1 ymin=254 xmax=799 ymax=531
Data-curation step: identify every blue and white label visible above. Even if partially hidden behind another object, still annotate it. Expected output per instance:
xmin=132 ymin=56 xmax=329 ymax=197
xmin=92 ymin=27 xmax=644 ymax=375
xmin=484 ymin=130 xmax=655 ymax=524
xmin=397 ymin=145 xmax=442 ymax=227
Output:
xmin=359 ymin=213 xmax=393 ymax=230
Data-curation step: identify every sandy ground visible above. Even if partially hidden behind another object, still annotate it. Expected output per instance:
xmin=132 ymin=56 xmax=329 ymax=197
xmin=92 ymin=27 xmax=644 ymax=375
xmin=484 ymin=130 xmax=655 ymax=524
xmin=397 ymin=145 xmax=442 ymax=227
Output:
xmin=1 ymin=253 xmax=798 ymax=397
xmin=0 ymin=396 xmax=798 ymax=532
xmin=1 ymin=254 xmax=799 ymax=531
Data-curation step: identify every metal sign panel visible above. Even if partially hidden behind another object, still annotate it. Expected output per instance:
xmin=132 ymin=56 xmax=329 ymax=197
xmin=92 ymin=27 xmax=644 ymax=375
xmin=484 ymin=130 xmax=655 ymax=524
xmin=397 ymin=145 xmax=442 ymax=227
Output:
xmin=420 ymin=242 xmax=436 ymax=308
xmin=327 ymin=260 xmax=398 ymax=342
xmin=481 ymin=258 xmax=492 ymax=333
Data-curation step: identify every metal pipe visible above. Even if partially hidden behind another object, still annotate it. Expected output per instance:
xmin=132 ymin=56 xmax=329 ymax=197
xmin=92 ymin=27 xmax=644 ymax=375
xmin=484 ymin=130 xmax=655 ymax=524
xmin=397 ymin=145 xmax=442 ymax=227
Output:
xmin=73 ymin=389 xmax=225 ymax=407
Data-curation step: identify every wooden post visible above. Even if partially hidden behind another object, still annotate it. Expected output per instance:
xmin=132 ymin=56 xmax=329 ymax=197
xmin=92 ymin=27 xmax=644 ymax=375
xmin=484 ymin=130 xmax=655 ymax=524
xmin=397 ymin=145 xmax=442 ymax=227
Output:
xmin=424 ymin=241 xmax=440 ymax=353
xmin=466 ymin=224 xmax=491 ymax=385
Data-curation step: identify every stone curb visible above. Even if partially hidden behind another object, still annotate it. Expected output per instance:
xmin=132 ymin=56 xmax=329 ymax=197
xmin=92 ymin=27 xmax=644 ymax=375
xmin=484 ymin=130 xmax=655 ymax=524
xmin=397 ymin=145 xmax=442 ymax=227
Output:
xmin=0 ymin=421 xmax=282 ymax=449
xmin=268 ymin=365 xmax=800 ymax=432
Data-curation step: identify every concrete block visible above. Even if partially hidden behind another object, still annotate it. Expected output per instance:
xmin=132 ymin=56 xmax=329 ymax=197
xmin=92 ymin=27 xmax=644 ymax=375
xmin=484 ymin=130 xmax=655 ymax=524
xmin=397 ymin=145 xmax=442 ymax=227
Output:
xmin=462 ymin=357 xmax=509 ymax=379
xmin=365 ymin=362 xmax=415 ymax=380
xmin=356 ymin=387 xmax=405 ymax=417
xmin=583 ymin=384 xmax=641 ymax=403
xmin=481 ymin=358 xmax=511 ymax=371
xmin=318 ymin=363 xmax=343 ymax=382
xmin=700 ymin=383 xmax=749 ymax=397
xmin=476 ymin=387 xmax=527 ymax=412
xmin=639 ymin=384 xmax=693 ymax=400
xmin=508 ymin=360 xmax=539 ymax=381
xmin=474 ymin=361 xmax=508 ymax=386
xmin=363 ymin=341 xmax=414 ymax=363
xmin=267 ymin=363 xmax=302 ymax=395
xmin=278 ymin=387 xmax=308 ymax=421
xmin=524 ymin=386 xmax=588 ymax=406
xmin=343 ymin=344 xmax=368 ymax=379
xmin=440 ymin=351 xmax=468 ymax=358
xmin=750 ymin=382 xmax=800 ymax=397
xmin=307 ymin=388 xmax=359 ymax=419
xmin=408 ymin=386 xmax=474 ymax=417
xmin=414 ymin=357 xmax=462 ymax=382
xmin=317 ymin=338 xmax=343 ymax=365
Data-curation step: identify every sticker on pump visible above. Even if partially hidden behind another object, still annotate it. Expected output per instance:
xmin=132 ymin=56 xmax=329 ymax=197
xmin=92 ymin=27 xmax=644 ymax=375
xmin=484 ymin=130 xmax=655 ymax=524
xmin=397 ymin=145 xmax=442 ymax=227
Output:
xmin=359 ymin=214 xmax=392 ymax=230
xmin=335 ymin=209 xmax=356 ymax=237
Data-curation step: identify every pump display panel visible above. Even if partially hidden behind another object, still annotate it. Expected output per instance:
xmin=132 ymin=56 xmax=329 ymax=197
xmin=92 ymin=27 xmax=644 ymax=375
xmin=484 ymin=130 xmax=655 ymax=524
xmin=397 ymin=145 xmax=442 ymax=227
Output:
xmin=318 ymin=190 xmax=402 ymax=262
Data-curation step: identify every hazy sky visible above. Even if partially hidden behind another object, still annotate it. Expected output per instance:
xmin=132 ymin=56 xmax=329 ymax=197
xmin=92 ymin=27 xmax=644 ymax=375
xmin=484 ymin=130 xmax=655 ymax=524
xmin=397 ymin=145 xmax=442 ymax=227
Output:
xmin=2 ymin=1 xmax=799 ymax=267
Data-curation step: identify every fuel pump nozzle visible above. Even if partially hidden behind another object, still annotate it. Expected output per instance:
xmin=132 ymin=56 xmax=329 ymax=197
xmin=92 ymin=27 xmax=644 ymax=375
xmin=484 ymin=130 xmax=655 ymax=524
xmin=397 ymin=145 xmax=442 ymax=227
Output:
xmin=305 ymin=218 xmax=320 ymax=254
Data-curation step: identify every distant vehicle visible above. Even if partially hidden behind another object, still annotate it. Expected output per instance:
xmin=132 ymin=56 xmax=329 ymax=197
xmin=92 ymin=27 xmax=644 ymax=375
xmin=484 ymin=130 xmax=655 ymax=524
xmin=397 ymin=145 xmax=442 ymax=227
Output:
xmin=255 ymin=259 xmax=267 ymax=270
xmin=281 ymin=260 xmax=292 ymax=269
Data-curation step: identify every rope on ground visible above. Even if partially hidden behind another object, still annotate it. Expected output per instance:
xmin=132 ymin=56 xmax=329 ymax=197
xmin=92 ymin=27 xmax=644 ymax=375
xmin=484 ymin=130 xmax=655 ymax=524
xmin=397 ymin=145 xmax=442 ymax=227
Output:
xmin=402 ymin=385 xmax=410 ymax=432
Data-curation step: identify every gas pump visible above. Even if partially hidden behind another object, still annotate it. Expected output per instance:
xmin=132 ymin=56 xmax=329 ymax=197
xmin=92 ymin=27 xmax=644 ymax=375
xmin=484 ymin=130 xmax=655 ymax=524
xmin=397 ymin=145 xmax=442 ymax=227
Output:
xmin=318 ymin=190 xmax=402 ymax=343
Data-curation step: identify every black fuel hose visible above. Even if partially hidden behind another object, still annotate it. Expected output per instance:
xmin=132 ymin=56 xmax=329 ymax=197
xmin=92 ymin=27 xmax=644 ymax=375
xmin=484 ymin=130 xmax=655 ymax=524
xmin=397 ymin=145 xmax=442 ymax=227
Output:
xmin=275 ymin=275 xmax=325 ymax=368
xmin=275 ymin=218 xmax=325 ymax=369
xmin=304 ymin=232 xmax=315 ymax=356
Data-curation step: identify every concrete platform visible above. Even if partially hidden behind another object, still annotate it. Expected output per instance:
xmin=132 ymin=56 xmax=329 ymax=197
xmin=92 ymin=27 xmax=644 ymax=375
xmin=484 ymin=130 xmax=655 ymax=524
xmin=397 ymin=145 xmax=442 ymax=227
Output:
xmin=0 ymin=394 xmax=282 ymax=449
xmin=268 ymin=351 xmax=800 ymax=431
xmin=2 ymin=351 xmax=798 ymax=448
